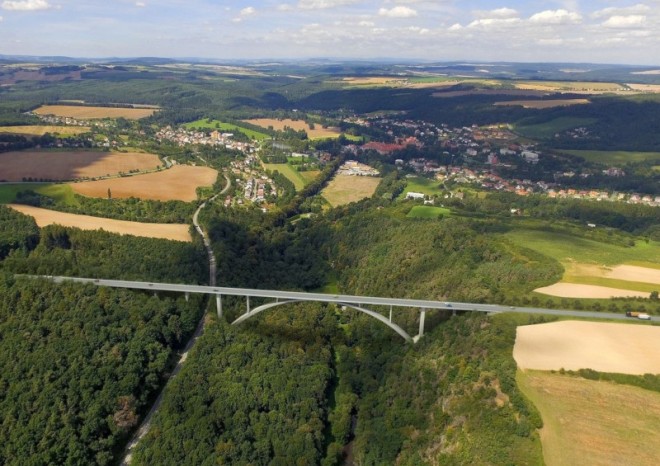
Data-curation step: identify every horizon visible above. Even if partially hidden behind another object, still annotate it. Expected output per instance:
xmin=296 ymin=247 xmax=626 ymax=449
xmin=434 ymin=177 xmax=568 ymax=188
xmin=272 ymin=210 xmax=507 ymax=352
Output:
xmin=1 ymin=1 xmax=659 ymax=66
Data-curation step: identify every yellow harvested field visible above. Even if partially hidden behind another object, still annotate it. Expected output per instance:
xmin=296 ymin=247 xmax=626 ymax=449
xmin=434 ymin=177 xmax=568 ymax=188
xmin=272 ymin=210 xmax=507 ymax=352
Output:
xmin=626 ymin=83 xmax=660 ymax=92
xmin=322 ymin=174 xmax=381 ymax=207
xmin=606 ymin=265 xmax=660 ymax=283
xmin=70 ymin=165 xmax=218 ymax=201
xmin=534 ymin=283 xmax=649 ymax=298
xmin=9 ymin=204 xmax=191 ymax=242
xmin=514 ymin=81 xmax=625 ymax=92
xmin=34 ymin=105 xmax=157 ymax=120
xmin=243 ymin=118 xmax=342 ymax=139
xmin=0 ymin=125 xmax=90 ymax=136
xmin=494 ymin=99 xmax=590 ymax=109
xmin=518 ymin=370 xmax=660 ymax=466
xmin=514 ymin=321 xmax=660 ymax=375
xmin=0 ymin=150 xmax=161 ymax=182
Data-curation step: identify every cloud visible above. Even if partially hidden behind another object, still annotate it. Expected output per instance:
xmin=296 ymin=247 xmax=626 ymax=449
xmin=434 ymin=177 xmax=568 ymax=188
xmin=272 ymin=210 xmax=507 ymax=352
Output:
xmin=473 ymin=7 xmax=518 ymax=19
xmin=1 ymin=0 xmax=50 ymax=10
xmin=529 ymin=9 xmax=582 ymax=24
xmin=378 ymin=6 xmax=417 ymax=18
xmin=448 ymin=23 xmax=462 ymax=31
xmin=240 ymin=6 xmax=256 ymax=16
xmin=358 ymin=20 xmax=374 ymax=27
xmin=592 ymin=4 xmax=650 ymax=19
xmin=278 ymin=4 xmax=293 ymax=11
xmin=297 ymin=0 xmax=358 ymax=9
xmin=602 ymin=15 xmax=646 ymax=28
xmin=468 ymin=17 xmax=520 ymax=28
xmin=135 ymin=1 xmax=145 ymax=7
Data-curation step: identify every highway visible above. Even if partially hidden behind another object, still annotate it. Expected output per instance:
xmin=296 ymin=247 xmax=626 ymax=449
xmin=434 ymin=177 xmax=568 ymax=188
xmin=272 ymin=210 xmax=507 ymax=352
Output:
xmin=44 ymin=275 xmax=659 ymax=323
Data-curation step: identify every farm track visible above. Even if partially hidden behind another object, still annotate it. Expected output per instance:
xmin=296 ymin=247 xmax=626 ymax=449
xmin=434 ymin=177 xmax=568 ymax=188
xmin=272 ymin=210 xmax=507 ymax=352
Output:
xmin=120 ymin=173 xmax=231 ymax=465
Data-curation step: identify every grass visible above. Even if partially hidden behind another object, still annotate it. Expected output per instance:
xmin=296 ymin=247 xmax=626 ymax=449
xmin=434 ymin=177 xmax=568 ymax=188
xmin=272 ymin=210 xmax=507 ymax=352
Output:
xmin=263 ymin=163 xmax=306 ymax=190
xmin=0 ymin=125 xmax=90 ymax=137
xmin=0 ymin=183 xmax=79 ymax=206
xmin=514 ymin=117 xmax=597 ymax=139
xmin=183 ymin=118 xmax=269 ymax=141
xmin=298 ymin=170 xmax=321 ymax=183
xmin=558 ymin=150 xmax=660 ymax=166
xmin=517 ymin=370 xmax=660 ymax=466
xmin=399 ymin=176 xmax=445 ymax=198
xmin=505 ymin=229 xmax=660 ymax=267
xmin=406 ymin=205 xmax=451 ymax=219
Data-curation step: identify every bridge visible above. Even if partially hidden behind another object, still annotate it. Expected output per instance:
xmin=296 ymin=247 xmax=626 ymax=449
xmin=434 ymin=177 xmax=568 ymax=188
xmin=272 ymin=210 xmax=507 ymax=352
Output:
xmin=41 ymin=275 xmax=656 ymax=343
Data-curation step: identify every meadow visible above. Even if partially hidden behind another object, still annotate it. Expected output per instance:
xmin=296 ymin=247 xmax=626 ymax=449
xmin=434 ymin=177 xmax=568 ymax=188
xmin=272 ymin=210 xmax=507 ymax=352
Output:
xmin=514 ymin=117 xmax=598 ymax=139
xmin=183 ymin=118 xmax=269 ymax=140
xmin=244 ymin=118 xmax=343 ymax=140
xmin=322 ymin=174 xmax=381 ymax=207
xmin=399 ymin=176 xmax=445 ymax=198
xmin=559 ymin=150 xmax=660 ymax=166
xmin=517 ymin=370 xmax=660 ymax=466
xmin=33 ymin=105 xmax=156 ymax=120
xmin=263 ymin=162 xmax=307 ymax=190
xmin=0 ymin=183 xmax=78 ymax=205
xmin=495 ymin=99 xmax=590 ymax=109
xmin=406 ymin=205 xmax=451 ymax=219
xmin=0 ymin=125 xmax=90 ymax=136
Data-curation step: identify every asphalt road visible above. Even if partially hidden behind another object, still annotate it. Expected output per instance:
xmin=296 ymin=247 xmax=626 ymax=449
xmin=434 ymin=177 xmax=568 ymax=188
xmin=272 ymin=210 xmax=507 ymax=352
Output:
xmin=45 ymin=275 xmax=659 ymax=323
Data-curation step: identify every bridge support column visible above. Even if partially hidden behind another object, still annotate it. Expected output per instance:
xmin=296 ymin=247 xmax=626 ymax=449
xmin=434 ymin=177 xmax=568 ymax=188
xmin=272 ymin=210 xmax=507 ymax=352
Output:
xmin=216 ymin=294 xmax=222 ymax=319
xmin=418 ymin=308 xmax=427 ymax=340
xmin=452 ymin=308 xmax=456 ymax=317
xmin=185 ymin=292 xmax=190 ymax=302
xmin=246 ymin=296 xmax=250 ymax=315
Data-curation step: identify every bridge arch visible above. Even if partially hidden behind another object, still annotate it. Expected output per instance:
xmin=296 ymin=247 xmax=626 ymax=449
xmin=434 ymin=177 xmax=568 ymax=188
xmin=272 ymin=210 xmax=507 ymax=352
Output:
xmin=231 ymin=299 xmax=413 ymax=343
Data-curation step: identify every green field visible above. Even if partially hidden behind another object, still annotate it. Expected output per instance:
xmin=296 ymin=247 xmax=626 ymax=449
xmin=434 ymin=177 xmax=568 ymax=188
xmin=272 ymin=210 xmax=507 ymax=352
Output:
xmin=517 ymin=370 xmax=660 ymax=466
xmin=400 ymin=176 xmax=445 ymax=198
xmin=406 ymin=205 xmax=451 ymax=219
xmin=0 ymin=183 xmax=78 ymax=206
xmin=505 ymin=229 xmax=660 ymax=267
xmin=263 ymin=163 xmax=306 ymax=190
xmin=559 ymin=150 xmax=660 ymax=166
xmin=183 ymin=119 xmax=269 ymax=140
xmin=515 ymin=117 xmax=597 ymax=139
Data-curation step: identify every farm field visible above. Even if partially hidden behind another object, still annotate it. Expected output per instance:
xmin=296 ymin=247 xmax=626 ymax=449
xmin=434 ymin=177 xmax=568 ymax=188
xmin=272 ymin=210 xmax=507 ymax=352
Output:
xmin=263 ymin=162 xmax=306 ymax=190
xmin=517 ymin=370 xmax=660 ymax=466
xmin=495 ymin=99 xmax=590 ymax=109
xmin=558 ymin=150 xmax=660 ymax=165
xmin=514 ymin=80 xmax=626 ymax=93
xmin=406 ymin=205 xmax=451 ymax=218
xmin=69 ymin=165 xmax=218 ymax=201
xmin=0 ymin=125 xmax=90 ymax=136
xmin=514 ymin=117 xmax=597 ymax=139
xmin=243 ymin=118 xmax=342 ymax=139
xmin=322 ymin=174 xmax=381 ymax=207
xmin=515 ymin=320 xmax=660 ymax=374
xmin=298 ymin=170 xmax=320 ymax=183
xmin=505 ymin=229 xmax=660 ymax=298
xmin=8 ymin=204 xmax=192 ymax=242
xmin=0 ymin=150 xmax=161 ymax=182
xmin=183 ymin=118 xmax=269 ymax=140
xmin=0 ymin=183 xmax=77 ymax=205
xmin=33 ymin=105 xmax=157 ymax=120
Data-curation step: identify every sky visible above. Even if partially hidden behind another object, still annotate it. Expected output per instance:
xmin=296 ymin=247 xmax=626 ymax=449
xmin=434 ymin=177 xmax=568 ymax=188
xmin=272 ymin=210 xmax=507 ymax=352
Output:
xmin=0 ymin=0 xmax=658 ymax=65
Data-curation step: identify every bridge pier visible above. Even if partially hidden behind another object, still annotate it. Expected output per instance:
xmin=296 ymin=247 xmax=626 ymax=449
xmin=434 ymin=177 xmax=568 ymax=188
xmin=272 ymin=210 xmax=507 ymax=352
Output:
xmin=389 ymin=305 xmax=393 ymax=322
xmin=216 ymin=294 xmax=222 ymax=319
xmin=452 ymin=308 xmax=456 ymax=317
xmin=185 ymin=292 xmax=190 ymax=302
xmin=246 ymin=296 xmax=250 ymax=314
xmin=418 ymin=308 xmax=427 ymax=340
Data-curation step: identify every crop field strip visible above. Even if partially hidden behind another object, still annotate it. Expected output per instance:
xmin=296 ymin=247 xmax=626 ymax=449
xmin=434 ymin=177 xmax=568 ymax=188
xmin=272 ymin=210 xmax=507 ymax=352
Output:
xmin=183 ymin=118 xmax=270 ymax=140
xmin=243 ymin=118 xmax=343 ymax=140
xmin=0 ymin=125 xmax=90 ymax=136
xmin=33 ymin=105 xmax=157 ymax=120
xmin=322 ymin=173 xmax=381 ymax=207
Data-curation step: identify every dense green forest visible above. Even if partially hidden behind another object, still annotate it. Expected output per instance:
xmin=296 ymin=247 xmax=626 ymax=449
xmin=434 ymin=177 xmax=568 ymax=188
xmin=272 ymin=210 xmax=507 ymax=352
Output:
xmin=0 ymin=274 xmax=205 ymax=465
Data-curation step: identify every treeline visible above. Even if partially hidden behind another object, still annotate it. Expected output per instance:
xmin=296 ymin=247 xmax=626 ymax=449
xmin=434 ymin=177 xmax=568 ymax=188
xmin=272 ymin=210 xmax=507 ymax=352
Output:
xmin=1 ymin=223 xmax=206 ymax=284
xmin=0 ymin=274 xmax=204 ymax=466
xmin=0 ymin=206 xmax=39 ymax=259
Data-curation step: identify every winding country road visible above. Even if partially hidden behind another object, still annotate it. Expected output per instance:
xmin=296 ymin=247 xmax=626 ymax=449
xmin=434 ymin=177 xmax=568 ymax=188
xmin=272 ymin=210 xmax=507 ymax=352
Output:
xmin=120 ymin=173 xmax=231 ymax=465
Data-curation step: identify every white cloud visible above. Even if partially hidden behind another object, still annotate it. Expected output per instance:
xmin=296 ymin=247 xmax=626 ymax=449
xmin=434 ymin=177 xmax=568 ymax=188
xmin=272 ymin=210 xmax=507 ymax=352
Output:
xmin=1 ymin=0 xmax=50 ymax=10
xmin=468 ymin=17 xmax=520 ymax=28
xmin=358 ymin=20 xmax=374 ymax=27
xmin=278 ymin=4 xmax=293 ymax=11
xmin=297 ymin=0 xmax=358 ymax=9
xmin=592 ymin=4 xmax=650 ymax=19
xmin=474 ymin=7 xmax=518 ymax=19
xmin=602 ymin=15 xmax=646 ymax=28
xmin=378 ymin=6 xmax=417 ymax=18
xmin=240 ymin=6 xmax=256 ymax=16
xmin=135 ymin=1 xmax=145 ymax=7
xmin=448 ymin=23 xmax=462 ymax=31
xmin=529 ymin=9 xmax=582 ymax=24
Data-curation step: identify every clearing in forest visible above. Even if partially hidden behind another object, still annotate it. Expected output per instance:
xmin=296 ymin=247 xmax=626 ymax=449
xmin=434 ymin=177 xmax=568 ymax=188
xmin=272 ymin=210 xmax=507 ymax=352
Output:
xmin=517 ymin=370 xmax=660 ymax=466
xmin=322 ymin=174 xmax=381 ymax=207
xmin=69 ymin=165 xmax=218 ymax=202
xmin=243 ymin=118 xmax=342 ymax=140
xmin=514 ymin=320 xmax=660 ymax=375
xmin=0 ymin=125 xmax=90 ymax=136
xmin=0 ymin=150 xmax=161 ymax=182
xmin=9 ymin=204 xmax=191 ymax=242
xmin=34 ymin=105 xmax=157 ymax=120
